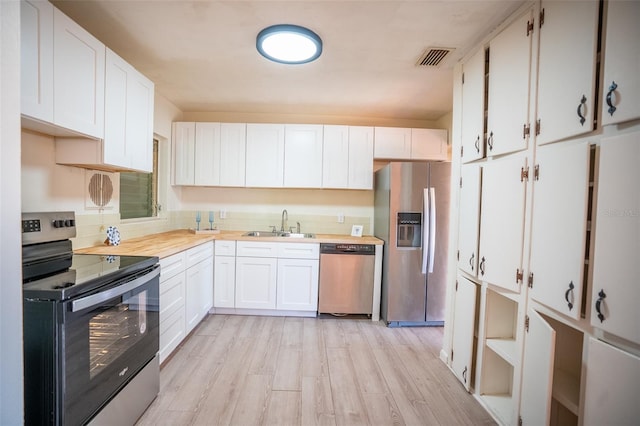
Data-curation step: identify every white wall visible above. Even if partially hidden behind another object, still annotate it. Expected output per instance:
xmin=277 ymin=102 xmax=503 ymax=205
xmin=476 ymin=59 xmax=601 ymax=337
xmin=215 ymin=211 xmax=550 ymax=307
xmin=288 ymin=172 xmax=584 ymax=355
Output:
xmin=1 ymin=2 xmax=24 ymax=424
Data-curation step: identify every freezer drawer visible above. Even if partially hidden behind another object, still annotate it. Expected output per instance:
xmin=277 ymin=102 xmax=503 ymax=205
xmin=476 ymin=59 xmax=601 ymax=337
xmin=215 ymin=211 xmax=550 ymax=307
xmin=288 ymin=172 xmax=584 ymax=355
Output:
xmin=318 ymin=248 xmax=375 ymax=315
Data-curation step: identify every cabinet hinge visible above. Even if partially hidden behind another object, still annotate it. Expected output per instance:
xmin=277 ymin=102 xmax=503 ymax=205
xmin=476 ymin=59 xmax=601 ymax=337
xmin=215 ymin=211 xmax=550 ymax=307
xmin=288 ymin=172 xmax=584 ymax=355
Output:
xmin=451 ymin=349 xmax=454 ymax=361
xmin=455 ymin=279 xmax=459 ymax=291
xmin=521 ymin=166 xmax=529 ymax=182
xmin=457 ymin=250 xmax=460 ymax=261
xmin=535 ymin=119 xmax=541 ymax=135
xmin=523 ymin=123 xmax=530 ymax=139
xmin=534 ymin=164 xmax=540 ymax=181
xmin=462 ymin=72 xmax=465 ymax=84
xmin=460 ymin=145 xmax=464 ymax=157
xmin=459 ymin=176 xmax=463 ymax=188
xmin=519 ymin=415 xmax=523 ymax=426
xmin=516 ymin=268 xmax=524 ymax=284
xmin=525 ymin=315 xmax=530 ymax=333
xmin=539 ymin=8 xmax=545 ymax=28
xmin=526 ymin=19 xmax=534 ymax=36
xmin=528 ymin=272 xmax=534 ymax=288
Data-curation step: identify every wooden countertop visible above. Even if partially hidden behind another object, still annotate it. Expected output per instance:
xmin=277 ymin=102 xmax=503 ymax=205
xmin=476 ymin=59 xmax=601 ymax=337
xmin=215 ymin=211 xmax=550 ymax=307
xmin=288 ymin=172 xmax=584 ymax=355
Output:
xmin=75 ymin=229 xmax=383 ymax=259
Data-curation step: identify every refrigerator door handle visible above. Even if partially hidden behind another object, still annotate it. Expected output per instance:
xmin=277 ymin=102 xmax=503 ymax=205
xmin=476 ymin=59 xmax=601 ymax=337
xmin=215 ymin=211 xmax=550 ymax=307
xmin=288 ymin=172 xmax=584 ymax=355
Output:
xmin=422 ymin=188 xmax=430 ymax=274
xmin=428 ymin=187 xmax=436 ymax=274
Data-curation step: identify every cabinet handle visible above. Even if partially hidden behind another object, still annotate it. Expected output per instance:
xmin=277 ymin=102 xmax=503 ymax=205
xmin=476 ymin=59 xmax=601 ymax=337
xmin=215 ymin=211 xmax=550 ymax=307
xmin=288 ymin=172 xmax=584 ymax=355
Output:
xmin=469 ymin=253 xmax=475 ymax=271
xmin=474 ymin=135 xmax=480 ymax=153
xmin=595 ymin=289 xmax=607 ymax=323
xmin=462 ymin=366 xmax=468 ymax=383
xmin=564 ymin=281 xmax=575 ymax=311
xmin=479 ymin=256 xmax=485 ymax=276
xmin=487 ymin=131 xmax=494 ymax=151
xmin=576 ymin=95 xmax=587 ymax=126
xmin=606 ymin=81 xmax=618 ymax=116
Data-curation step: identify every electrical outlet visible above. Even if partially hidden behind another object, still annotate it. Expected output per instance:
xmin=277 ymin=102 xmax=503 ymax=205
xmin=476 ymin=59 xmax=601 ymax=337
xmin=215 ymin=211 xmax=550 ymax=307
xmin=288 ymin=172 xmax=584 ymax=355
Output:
xmin=337 ymin=213 xmax=344 ymax=223
xmin=220 ymin=209 xmax=227 ymax=219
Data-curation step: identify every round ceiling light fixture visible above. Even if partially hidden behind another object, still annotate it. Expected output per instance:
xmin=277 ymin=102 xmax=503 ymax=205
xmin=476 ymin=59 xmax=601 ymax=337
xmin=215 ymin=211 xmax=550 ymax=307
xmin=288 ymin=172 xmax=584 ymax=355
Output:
xmin=256 ymin=24 xmax=322 ymax=64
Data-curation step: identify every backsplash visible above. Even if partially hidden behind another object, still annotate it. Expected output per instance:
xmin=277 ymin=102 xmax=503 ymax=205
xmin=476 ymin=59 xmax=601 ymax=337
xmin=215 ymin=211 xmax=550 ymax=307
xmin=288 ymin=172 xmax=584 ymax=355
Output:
xmin=72 ymin=211 xmax=373 ymax=249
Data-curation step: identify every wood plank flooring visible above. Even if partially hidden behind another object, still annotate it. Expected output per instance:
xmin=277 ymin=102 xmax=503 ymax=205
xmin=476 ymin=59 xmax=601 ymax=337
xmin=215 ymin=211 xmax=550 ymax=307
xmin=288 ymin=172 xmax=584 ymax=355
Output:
xmin=137 ymin=315 xmax=495 ymax=426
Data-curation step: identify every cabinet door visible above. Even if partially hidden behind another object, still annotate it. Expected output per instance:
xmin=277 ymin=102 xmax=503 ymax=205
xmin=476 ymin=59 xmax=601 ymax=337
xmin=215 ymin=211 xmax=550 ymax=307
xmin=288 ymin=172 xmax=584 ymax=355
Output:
xmin=172 ymin=122 xmax=195 ymax=185
xmin=284 ymin=124 xmax=323 ymax=188
xmin=214 ymin=255 xmax=236 ymax=308
xmin=457 ymin=163 xmax=482 ymax=276
xmin=373 ymin=127 xmax=411 ymax=159
xmin=451 ymin=275 xmax=478 ymax=391
xmin=348 ymin=126 xmax=374 ymax=190
xmin=460 ymin=48 xmax=485 ymax=163
xmin=53 ymin=8 xmax=105 ymax=139
xmin=411 ymin=128 xmax=448 ymax=161
xmin=185 ymin=257 xmax=213 ymax=334
xmin=20 ymin=0 xmax=54 ymax=122
xmin=478 ymin=153 xmax=526 ymax=292
xmin=583 ymin=338 xmax=640 ymax=426
xmin=529 ymin=142 xmax=590 ymax=319
xmin=245 ymin=123 xmax=285 ymax=187
xmin=322 ymin=125 xmax=349 ymax=189
xmin=520 ymin=309 xmax=556 ymax=426
xmin=277 ymin=258 xmax=319 ymax=311
xmin=194 ymin=122 xmax=222 ymax=186
xmin=219 ymin=123 xmax=246 ymax=187
xmin=159 ymin=271 xmax=186 ymax=364
xmin=536 ymin=1 xmax=599 ymax=145
xmin=591 ymin=132 xmax=640 ymax=344
xmin=126 ymin=63 xmax=154 ymax=172
xmin=486 ymin=9 xmax=532 ymax=157
xmin=235 ymin=257 xmax=277 ymax=309
xmin=601 ymin=1 xmax=640 ymax=126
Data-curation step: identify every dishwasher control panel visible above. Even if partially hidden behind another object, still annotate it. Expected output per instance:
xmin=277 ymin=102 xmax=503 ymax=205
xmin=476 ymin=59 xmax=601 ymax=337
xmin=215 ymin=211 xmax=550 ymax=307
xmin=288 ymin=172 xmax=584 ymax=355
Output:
xmin=320 ymin=243 xmax=375 ymax=254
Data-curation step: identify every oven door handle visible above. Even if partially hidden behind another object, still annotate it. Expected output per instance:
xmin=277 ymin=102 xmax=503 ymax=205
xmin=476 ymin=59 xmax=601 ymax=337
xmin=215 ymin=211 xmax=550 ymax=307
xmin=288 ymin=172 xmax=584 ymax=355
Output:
xmin=71 ymin=267 xmax=159 ymax=312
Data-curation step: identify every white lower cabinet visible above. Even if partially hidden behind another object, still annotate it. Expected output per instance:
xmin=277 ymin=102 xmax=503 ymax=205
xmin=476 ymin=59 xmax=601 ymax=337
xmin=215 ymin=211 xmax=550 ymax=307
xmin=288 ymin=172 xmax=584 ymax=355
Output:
xmin=277 ymin=258 xmax=319 ymax=311
xmin=235 ymin=256 xmax=278 ymax=309
xmin=158 ymin=242 xmax=213 ymax=363
xmin=213 ymin=240 xmax=236 ymax=308
xmin=450 ymin=274 xmax=479 ymax=391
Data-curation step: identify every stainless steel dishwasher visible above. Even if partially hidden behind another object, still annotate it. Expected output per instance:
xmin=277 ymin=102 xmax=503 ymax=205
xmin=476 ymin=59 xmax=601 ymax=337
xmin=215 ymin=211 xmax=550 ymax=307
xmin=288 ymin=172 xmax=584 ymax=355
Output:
xmin=318 ymin=243 xmax=376 ymax=315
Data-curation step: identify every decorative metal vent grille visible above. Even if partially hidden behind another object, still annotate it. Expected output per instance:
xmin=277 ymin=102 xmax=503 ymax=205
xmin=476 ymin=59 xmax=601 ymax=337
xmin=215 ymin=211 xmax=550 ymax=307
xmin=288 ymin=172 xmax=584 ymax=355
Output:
xmin=85 ymin=171 xmax=114 ymax=210
xmin=416 ymin=48 xmax=454 ymax=67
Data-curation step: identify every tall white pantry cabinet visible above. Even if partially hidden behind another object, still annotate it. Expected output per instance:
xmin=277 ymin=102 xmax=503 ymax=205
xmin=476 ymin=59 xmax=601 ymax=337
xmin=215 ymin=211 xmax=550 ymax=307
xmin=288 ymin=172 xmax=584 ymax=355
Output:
xmin=445 ymin=1 xmax=640 ymax=425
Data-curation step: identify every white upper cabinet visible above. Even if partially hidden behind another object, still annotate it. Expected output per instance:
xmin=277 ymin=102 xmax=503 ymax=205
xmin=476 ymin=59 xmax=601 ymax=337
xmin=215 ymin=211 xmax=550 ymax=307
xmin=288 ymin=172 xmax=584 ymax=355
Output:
xmin=478 ymin=153 xmax=527 ymax=292
xmin=529 ymin=142 xmax=590 ymax=319
xmin=374 ymin=127 xmax=411 ymax=159
xmin=583 ymin=337 xmax=640 ymax=426
xmin=411 ymin=128 xmax=448 ymax=161
xmin=53 ymin=7 xmax=105 ymax=139
xmin=21 ymin=0 xmax=54 ymax=123
xmin=194 ymin=122 xmax=222 ymax=186
xmin=591 ymin=132 xmax=640 ymax=345
xmin=450 ymin=275 xmax=478 ymax=391
xmin=245 ymin=123 xmax=285 ymax=188
xmin=347 ymin=126 xmax=374 ymax=189
xmin=601 ymin=1 xmax=640 ymax=126
xmin=536 ymin=0 xmax=599 ymax=145
xmin=219 ymin=123 xmax=247 ymax=187
xmin=457 ymin=163 xmax=482 ymax=277
xmin=172 ymin=122 xmax=196 ymax=185
xmin=284 ymin=124 xmax=323 ymax=188
xmin=486 ymin=9 xmax=533 ymax=157
xmin=323 ymin=125 xmax=374 ymax=190
xmin=103 ymin=48 xmax=154 ymax=172
xmin=460 ymin=48 xmax=485 ymax=163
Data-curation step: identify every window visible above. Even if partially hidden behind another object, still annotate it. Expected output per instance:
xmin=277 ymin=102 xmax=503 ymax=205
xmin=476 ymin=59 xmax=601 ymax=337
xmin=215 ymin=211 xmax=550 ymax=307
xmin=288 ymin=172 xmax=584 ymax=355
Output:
xmin=119 ymin=140 xmax=159 ymax=219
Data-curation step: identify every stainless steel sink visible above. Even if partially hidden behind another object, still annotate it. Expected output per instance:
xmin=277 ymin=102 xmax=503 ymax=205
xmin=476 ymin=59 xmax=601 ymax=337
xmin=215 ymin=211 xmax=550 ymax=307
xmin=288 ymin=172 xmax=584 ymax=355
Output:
xmin=242 ymin=231 xmax=315 ymax=238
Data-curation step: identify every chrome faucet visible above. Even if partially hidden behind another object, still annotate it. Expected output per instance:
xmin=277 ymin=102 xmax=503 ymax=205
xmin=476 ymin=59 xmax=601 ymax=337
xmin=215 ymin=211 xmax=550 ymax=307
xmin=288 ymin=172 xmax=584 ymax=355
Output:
xmin=296 ymin=221 xmax=301 ymax=234
xmin=280 ymin=209 xmax=288 ymax=232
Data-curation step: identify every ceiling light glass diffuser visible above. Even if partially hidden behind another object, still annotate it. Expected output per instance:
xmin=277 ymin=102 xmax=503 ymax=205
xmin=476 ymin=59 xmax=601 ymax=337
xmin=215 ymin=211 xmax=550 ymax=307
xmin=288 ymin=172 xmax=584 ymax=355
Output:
xmin=257 ymin=24 xmax=322 ymax=64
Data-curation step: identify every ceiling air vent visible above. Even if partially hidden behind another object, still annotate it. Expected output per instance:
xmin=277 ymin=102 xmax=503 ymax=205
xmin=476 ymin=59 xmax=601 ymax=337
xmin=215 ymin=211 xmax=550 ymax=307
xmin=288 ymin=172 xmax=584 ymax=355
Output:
xmin=416 ymin=47 xmax=454 ymax=67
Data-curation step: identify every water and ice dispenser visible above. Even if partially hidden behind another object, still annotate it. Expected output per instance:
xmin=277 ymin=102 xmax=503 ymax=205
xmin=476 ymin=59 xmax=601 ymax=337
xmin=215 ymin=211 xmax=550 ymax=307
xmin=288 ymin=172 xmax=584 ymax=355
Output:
xmin=397 ymin=212 xmax=422 ymax=248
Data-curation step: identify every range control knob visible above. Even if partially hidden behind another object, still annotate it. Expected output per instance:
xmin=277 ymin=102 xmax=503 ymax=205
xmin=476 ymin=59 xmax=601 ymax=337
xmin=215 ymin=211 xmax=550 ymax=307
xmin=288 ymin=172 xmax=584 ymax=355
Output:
xmin=65 ymin=219 xmax=74 ymax=227
xmin=53 ymin=220 xmax=64 ymax=228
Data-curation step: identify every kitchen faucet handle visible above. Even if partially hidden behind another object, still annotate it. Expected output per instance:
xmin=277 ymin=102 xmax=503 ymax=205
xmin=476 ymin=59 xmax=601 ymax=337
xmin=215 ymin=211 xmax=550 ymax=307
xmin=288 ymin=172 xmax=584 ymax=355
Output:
xmin=270 ymin=225 xmax=277 ymax=232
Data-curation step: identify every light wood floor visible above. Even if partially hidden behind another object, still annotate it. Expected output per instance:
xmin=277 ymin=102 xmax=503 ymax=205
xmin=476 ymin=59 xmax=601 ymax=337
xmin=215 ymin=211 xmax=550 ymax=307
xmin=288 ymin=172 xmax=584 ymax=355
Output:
xmin=137 ymin=315 xmax=495 ymax=426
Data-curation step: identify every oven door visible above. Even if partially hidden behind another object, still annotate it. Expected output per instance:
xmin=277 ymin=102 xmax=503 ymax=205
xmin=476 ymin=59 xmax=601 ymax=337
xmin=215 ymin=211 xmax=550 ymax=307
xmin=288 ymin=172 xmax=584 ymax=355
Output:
xmin=61 ymin=265 xmax=160 ymax=425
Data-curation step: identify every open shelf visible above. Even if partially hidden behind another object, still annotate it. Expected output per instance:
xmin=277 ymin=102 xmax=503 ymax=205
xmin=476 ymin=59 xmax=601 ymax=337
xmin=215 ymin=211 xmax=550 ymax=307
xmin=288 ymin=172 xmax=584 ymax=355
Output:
xmin=486 ymin=338 xmax=517 ymax=366
xmin=482 ymin=394 xmax=513 ymax=425
xmin=484 ymin=288 xmax=518 ymax=365
xmin=480 ymin=343 xmax=515 ymax=424
xmin=552 ymin=369 xmax=580 ymax=415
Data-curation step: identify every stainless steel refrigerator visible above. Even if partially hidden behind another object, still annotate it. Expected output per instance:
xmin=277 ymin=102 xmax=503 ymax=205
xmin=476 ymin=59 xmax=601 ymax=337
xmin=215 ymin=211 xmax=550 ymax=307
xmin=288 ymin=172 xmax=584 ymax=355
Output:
xmin=374 ymin=161 xmax=451 ymax=326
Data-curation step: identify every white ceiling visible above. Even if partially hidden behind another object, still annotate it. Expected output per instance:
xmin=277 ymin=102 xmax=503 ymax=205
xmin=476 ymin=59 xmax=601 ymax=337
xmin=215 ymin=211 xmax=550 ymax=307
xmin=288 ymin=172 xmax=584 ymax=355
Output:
xmin=51 ymin=0 xmax=524 ymax=122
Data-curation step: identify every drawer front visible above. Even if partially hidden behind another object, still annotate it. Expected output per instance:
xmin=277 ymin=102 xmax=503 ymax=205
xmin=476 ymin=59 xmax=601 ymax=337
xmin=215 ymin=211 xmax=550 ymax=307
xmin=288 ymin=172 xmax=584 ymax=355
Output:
xmin=215 ymin=240 xmax=236 ymax=256
xmin=186 ymin=242 xmax=214 ymax=268
xmin=160 ymin=251 xmax=186 ymax=281
xmin=236 ymin=241 xmax=279 ymax=258
xmin=277 ymin=242 xmax=320 ymax=259
xmin=160 ymin=272 xmax=185 ymax=321
xmin=159 ymin=308 xmax=185 ymax=364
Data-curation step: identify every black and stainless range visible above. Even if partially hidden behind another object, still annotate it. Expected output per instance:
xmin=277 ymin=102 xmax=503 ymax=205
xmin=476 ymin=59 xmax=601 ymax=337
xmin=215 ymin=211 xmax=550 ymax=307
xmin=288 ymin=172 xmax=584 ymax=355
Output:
xmin=22 ymin=212 xmax=160 ymax=426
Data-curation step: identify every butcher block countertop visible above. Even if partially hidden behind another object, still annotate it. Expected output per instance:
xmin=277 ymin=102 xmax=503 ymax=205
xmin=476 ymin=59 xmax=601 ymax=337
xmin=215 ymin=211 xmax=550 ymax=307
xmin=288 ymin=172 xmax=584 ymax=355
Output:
xmin=75 ymin=229 xmax=384 ymax=259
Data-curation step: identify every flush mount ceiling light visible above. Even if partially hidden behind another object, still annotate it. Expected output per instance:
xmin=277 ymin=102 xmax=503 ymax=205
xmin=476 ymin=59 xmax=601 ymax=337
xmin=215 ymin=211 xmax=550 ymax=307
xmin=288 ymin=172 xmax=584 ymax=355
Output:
xmin=256 ymin=24 xmax=322 ymax=64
